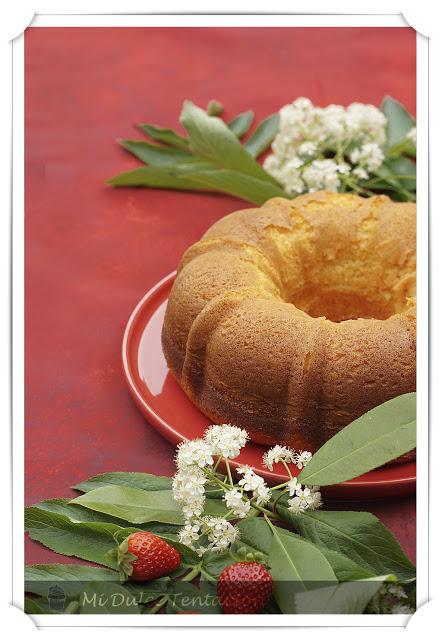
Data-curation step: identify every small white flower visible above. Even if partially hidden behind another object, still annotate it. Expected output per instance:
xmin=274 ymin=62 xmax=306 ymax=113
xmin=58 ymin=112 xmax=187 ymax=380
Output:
xmin=391 ymin=603 xmax=414 ymax=614
xmin=294 ymin=450 xmax=313 ymax=469
xmin=294 ymin=486 xmax=314 ymax=509
xmin=287 ymin=496 xmax=306 ymax=514
xmin=298 ymin=141 xmax=317 ymax=158
xmin=178 ymin=521 xmax=201 ymax=547
xmin=353 ymin=166 xmax=369 ymax=180
xmin=345 ymin=103 xmax=387 ymax=145
xmin=406 ymin=126 xmax=416 ymax=146
xmin=224 ymin=488 xmax=251 ymax=518
xmin=236 ymin=463 xmax=252 ymax=476
xmin=287 ymin=477 xmax=302 ymax=496
xmin=350 ymin=143 xmax=384 ymax=172
xmin=302 ymin=159 xmax=344 ymax=192
xmin=309 ymin=490 xmax=323 ymax=510
xmin=172 ymin=468 xmax=207 ymax=518
xmin=196 ymin=546 xmax=208 ymax=557
xmin=253 ymin=482 xmax=272 ymax=506
xmin=176 ymin=439 xmax=214 ymax=470
xmin=204 ymin=424 xmax=248 ymax=459
xmin=238 ymin=468 xmax=264 ymax=492
xmin=203 ymin=517 xmax=239 ymax=552
xmin=387 ymin=584 xmax=407 ymax=599
xmin=263 ymin=445 xmax=296 ymax=471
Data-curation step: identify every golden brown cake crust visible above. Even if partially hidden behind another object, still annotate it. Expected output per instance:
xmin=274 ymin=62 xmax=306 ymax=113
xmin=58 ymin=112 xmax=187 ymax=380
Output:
xmin=162 ymin=192 xmax=416 ymax=453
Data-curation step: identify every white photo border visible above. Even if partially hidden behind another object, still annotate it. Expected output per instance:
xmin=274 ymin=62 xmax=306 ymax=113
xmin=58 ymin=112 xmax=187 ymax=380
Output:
xmin=13 ymin=12 xmax=428 ymax=628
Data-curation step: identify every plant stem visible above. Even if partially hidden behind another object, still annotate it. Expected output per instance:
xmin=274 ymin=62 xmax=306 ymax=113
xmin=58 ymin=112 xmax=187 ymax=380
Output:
xmin=147 ymin=563 xmax=203 ymax=614
xmin=271 ymin=481 xmax=290 ymax=491
xmin=386 ymin=138 xmax=414 ymax=157
xmin=281 ymin=460 xmax=293 ymax=479
xmin=225 ymin=459 xmax=234 ymax=487
xmin=213 ymin=456 xmax=222 ymax=473
xmin=182 ymin=562 xmax=203 ymax=583
xmin=147 ymin=595 xmax=168 ymax=615
xmin=272 ymin=488 xmax=289 ymax=512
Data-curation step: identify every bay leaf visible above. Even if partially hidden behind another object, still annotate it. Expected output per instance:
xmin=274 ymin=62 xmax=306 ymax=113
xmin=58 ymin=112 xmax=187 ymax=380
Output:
xmin=119 ymin=139 xmax=192 ymax=165
xmin=73 ymin=471 xmax=172 ymax=493
xmin=381 ymin=96 xmax=415 ymax=149
xmin=294 ymin=575 xmax=394 ymax=614
xmin=180 ymin=101 xmax=280 ymax=185
xmin=25 ymin=507 xmax=137 ymax=568
xmin=137 ymin=123 xmax=189 ymax=150
xmin=268 ymin=528 xmax=337 ymax=613
xmin=228 ymin=111 xmax=254 ymax=137
xmin=245 ymin=113 xmax=279 ymax=157
xmin=277 ymin=508 xmax=415 ymax=582
xmin=298 ymin=393 xmax=416 ymax=486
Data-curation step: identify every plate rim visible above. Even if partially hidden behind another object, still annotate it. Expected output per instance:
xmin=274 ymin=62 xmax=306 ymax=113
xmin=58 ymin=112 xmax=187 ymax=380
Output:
xmin=122 ymin=271 xmax=416 ymax=495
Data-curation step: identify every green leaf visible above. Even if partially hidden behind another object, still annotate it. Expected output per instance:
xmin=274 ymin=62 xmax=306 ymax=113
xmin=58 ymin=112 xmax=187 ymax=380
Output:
xmin=228 ymin=111 xmax=254 ymax=137
xmin=25 ymin=564 xmax=121 ymax=602
xmin=73 ymin=471 xmax=172 ymax=493
xmin=245 ymin=113 xmax=279 ymax=157
xmin=71 ymin=486 xmax=231 ymax=525
xmin=386 ymin=156 xmax=416 ymax=190
xmin=25 ymin=507 xmax=137 ymax=568
xmin=109 ymin=155 xmax=287 ymax=204
xmin=381 ymin=96 xmax=415 ymax=149
xmin=268 ymin=528 xmax=337 ymax=613
xmin=119 ymin=139 xmax=192 ymax=166
xmin=25 ymin=597 xmax=50 ymax=614
xmin=180 ymin=167 xmax=288 ymax=205
xmin=26 ymin=563 xmax=120 ymax=588
xmin=297 ymin=393 xmax=416 ymax=486
xmin=158 ymin=535 xmax=200 ymax=566
xmin=277 ymin=508 xmax=415 ymax=582
xmin=25 ymin=563 xmax=176 ymax=606
xmin=237 ymin=519 xmax=374 ymax=582
xmin=107 ymin=165 xmax=206 ymax=190
xmin=320 ymin=548 xmax=376 ymax=581
xmin=137 ymin=123 xmax=189 ymax=150
xmin=71 ymin=487 xmax=184 ymax=525
xmin=33 ymin=498 xmax=179 ymax=535
xmin=179 ymin=101 xmax=280 ymax=185
xmin=201 ymin=551 xmax=233 ymax=581
xmin=294 ymin=576 xmax=393 ymax=614
xmin=75 ymin=471 xmax=220 ymax=500
xmin=236 ymin=517 xmax=274 ymax=554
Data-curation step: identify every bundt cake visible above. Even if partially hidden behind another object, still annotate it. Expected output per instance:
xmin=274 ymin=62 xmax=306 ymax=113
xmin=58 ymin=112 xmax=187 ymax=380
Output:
xmin=162 ymin=191 xmax=416 ymax=452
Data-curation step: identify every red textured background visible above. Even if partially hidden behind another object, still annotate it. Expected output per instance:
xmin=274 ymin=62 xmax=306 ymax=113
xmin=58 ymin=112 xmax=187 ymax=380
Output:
xmin=25 ymin=27 xmax=417 ymax=565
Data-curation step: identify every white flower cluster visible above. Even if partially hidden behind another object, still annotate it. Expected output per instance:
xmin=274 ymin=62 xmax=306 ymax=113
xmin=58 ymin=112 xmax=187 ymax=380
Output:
xmin=204 ymin=423 xmax=248 ymax=459
xmin=263 ymin=97 xmax=388 ymax=195
xmin=174 ymin=425 xmax=249 ymax=554
xmin=262 ymin=446 xmax=320 ymax=514
xmin=262 ymin=446 xmax=312 ymax=471
xmin=237 ymin=465 xmax=272 ymax=506
xmin=287 ymin=485 xmax=322 ymax=514
xmin=224 ymin=488 xmax=251 ymax=518
xmin=366 ymin=582 xmax=415 ymax=615
xmin=172 ymin=467 xmax=207 ymax=520
xmin=172 ymin=426 xmax=323 ymax=555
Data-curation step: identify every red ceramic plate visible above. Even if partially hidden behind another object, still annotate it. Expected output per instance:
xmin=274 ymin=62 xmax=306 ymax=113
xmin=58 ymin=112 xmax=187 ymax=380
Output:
xmin=122 ymin=272 xmax=416 ymax=500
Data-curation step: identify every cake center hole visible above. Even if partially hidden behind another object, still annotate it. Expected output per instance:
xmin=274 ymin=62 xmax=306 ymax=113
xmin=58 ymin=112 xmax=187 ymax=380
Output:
xmin=289 ymin=288 xmax=410 ymax=323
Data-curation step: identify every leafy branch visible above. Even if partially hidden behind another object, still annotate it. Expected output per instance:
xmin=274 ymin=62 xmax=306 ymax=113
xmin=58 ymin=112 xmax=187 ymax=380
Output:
xmin=108 ymin=97 xmax=415 ymax=204
xmin=25 ymin=394 xmax=416 ymax=615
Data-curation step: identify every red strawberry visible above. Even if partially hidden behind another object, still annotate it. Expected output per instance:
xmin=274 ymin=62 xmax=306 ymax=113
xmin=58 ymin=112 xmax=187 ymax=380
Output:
xmin=217 ymin=562 xmax=273 ymax=614
xmin=118 ymin=531 xmax=181 ymax=582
